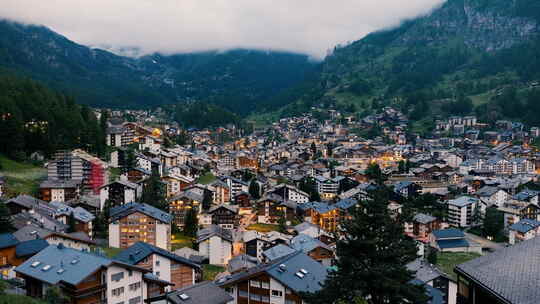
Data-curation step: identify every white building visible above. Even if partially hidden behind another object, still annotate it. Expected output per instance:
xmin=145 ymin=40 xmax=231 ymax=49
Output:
xmin=447 ymin=196 xmax=481 ymax=228
xmin=196 ymin=225 xmax=234 ymax=266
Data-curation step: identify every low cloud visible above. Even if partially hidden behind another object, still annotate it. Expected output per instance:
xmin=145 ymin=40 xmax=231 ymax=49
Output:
xmin=1 ymin=0 xmax=445 ymax=59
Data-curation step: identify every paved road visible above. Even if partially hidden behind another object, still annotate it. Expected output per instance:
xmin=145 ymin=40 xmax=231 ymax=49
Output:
xmin=464 ymin=232 xmax=505 ymax=251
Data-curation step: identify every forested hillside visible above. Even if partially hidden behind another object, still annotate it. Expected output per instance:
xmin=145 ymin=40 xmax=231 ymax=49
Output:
xmin=0 ymin=74 xmax=106 ymax=160
xmin=258 ymin=0 xmax=540 ymax=127
xmin=0 ymin=20 xmax=317 ymax=112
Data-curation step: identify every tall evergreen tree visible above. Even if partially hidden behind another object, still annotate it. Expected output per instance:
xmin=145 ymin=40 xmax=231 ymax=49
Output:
xmin=0 ymin=202 xmax=13 ymax=233
xmin=183 ymin=208 xmax=198 ymax=237
xmin=141 ymin=171 xmax=168 ymax=211
xmin=67 ymin=211 xmax=77 ymax=233
xmin=304 ymin=189 xmax=428 ymax=304
xmin=202 ymin=190 xmax=213 ymax=211
xmin=248 ymin=179 xmax=261 ymax=200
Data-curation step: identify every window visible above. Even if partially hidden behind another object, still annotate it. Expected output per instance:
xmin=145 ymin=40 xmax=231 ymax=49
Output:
xmin=128 ymin=270 xmax=132 ymax=277
xmin=111 ymin=272 xmax=124 ymax=282
xmin=285 ymin=300 xmax=298 ymax=304
xmin=239 ymin=290 xmax=248 ymax=298
xmin=261 ymin=295 xmax=270 ymax=303
xmin=249 ymin=280 xmax=261 ymax=288
xmin=129 ymin=296 xmax=141 ymax=304
xmin=261 ymin=281 xmax=270 ymax=289
xmin=271 ymin=290 xmax=283 ymax=297
xmin=112 ymin=287 xmax=125 ymax=297
xmin=155 ymin=260 xmax=160 ymax=267
xmin=156 ymin=271 xmax=160 ymax=277
xmin=250 ymin=294 xmax=261 ymax=301
xmin=129 ymin=282 xmax=141 ymax=291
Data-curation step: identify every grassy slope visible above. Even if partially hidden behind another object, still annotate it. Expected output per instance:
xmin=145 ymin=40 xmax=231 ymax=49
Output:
xmin=196 ymin=172 xmax=216 ymax=185
xmin=436 ymin=252 xmax=482 ymax=281
xmin=203 ymin=265 xmax=225 ymax=281
xmin=171 ymin=232 xmax=194 ymax=250
xmin=0 ymin=293 xmax=46 ymax=304
xmin=0 ymin=155 xmax=46 ymax=197
xmin=246 ymin=223 xmax=280 ymax=233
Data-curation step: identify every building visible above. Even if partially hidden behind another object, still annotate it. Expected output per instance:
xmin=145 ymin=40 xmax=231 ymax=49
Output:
xmin=314 ymin=176 xmax=339 ymax=200
xmin=508 ymin=218 xmax=540 ymax=245
xmin=298 ymin=202 xmax=340 ymax=233
xmin=196 ymin=225 xmax=234 ymax=266
xmin=289 ymin=234 xmax=334 ymax=266
xmin=455 ymin=237 xmax=540 ymax=304
xmin=407 ymin=213 xmax=442 ymax=242
xmin=429 ymin=229 xmax=481 ymax=254
xmin=13 ymin=225 xmax=95 ymax=251
xmin=407 ymin=259 xmax=457 ymax=304
xmin=268 ymin=184 xmax=309 ymax=204
xmin=208 ymin=205 xmax=240 ymax=230
xmin=446 ymin=196 xmax=480 ymax=228
xmin=39 ymin=179 xmax=81 ymax=202
xmin=106 ymin=125 xmax=135 ymax=147
xmin=114 ymin=242 xmax=200 ymax=291
xmin=243 ymin=231 xmax=291 ymax=261
xmin=168 ymin=191 xmax=203 ymax=229
xmin=146 ymin=281 xmax=233 ymax=304
xmin=100 ymin=180 xmax=141 ymax=210
xmin=256 ymin=196 xmax=297 ymax=225
xmin=15 ymin=243 xmax=169 ymax=304
xmin=109 ymin=202 xmax=172 ymax=250
xmin=49 ymin=201 xmax=95 ymax=237
xmin=216 ymin=251 xmax=327 ymax=304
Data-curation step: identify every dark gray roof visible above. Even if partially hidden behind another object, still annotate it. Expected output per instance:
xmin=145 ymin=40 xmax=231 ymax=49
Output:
xmin=217 ymin=251 xmax=327 ymax=294
xmin=40 ymin=179 xmax=81 ymax=189
xmin=509 ymin=219 xmax=540 ymax=234
xmin=151 ymin=281 xmax=233 ymax=304
xmin=109 ymin=202 xmax=172 ymax=224
xmin=262 ymin=244 xmax=297 ymax=261
xmin=407 ymin=259 xmax=446 ymax=283
xmin=196 ymin=225 xmax=234 ymax=243
xmin=290 ymin=234 xmax=333 ymax=254
xmin=414 ymin=213 xmax=437 ymax=225
xmin=114 ymin=242 xmax=200 ymax=269
xmin=227 ymin=254 xmax=258 ymax=273
xmin=456 ymin=237 xmax=540 ymax=304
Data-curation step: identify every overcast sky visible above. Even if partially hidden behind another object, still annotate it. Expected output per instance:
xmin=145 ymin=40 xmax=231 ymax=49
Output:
xmin=1 ymin=0 xmax=444 ymax=59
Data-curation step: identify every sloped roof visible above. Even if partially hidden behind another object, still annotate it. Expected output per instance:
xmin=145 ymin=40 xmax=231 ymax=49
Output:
xmin=509 ymin=219 xmax=540 ymax=234
xmin=15 ymin=239 xmax=49 ymax=258
xmin=262 ymin=244 xmax=297 ymax=261
xmin=290 ymin=234 xmax=333 ymax=254
xmin=432 ymin=229 xmax=465 ymax=240
xmin=0 ymin=233 xmax=19 ymax=249
xmin=414 ymin=213 xmax=437 ymax=225
xmin=436 ymin=239 xmax=470 ymax=249
xmin=196 ymin=225 xmax=234 ymax=243
xmin=217 ymin=251 xmax=327 ymax=294
xmin=49 ymin=201 xmax=95 ymax=223
xmin=15 ymin=244 xmax=111 ymax=285
xmin=114 ymin=242 xmax=200 ymax=269
xmin=455 ymin=237 xmax=540 ymax=304
xmin=109 ymin=202 xmax=172 ymax=224
xmin=158 ymin=281 xmax=233 ymax=304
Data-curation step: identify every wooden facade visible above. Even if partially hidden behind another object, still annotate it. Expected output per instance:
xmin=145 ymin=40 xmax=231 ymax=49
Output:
xmin=118 ymin=212 xmax=167 ymax=250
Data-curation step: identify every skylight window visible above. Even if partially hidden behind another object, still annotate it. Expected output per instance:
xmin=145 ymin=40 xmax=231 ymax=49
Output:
xmin=178 ymin=294 xmax=190 ymax=301
xmin=295 ymin=272 xmax=305 ymax=279
xmin=57 ymin=269 xmax=65 ymax=274
xmin=300 ymin=268 xmax=308 ymax=274
xmin=71 ymin=259 xmax=79 ymax=264
xmin=31 ymin=261 xmax=41 ymax=268
xmin=42 ymin=265 xmax=51 ymax=271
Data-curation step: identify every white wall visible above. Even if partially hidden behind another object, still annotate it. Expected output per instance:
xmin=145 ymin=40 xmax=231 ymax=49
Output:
xmin=152 ymin=254 xmax=171 ymax=291
xmin=269 ymin=277 xmax=285 ymax=304
xmin=155 ymin=223 xmax=170 ymax=250
xmin=106 ymin=264 xmax=147 ymax=304
xmin=45 ymin=236 xmax=90 ymax=251
xmin=109 ymin=223 xmax=120 ymax=248
xmin=51 ymin=189 xmax=65 ymax=202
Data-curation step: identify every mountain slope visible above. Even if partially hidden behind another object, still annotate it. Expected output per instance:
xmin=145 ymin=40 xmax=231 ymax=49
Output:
xmin=0 ymin=20 xmax=317 ymax=112
xmin=260 ymin=0 xmax=540 ymax=124
xmin=321 ymin=0 xmax=540 ymax=95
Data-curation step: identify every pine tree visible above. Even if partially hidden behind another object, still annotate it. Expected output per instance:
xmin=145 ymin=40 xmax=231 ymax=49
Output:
xmin=366 ymin=163 xmax=386 ymax=184
xmin=202 ymin=190 xmax=213 ymax=211
xmin=304 ymin=189 xmax=428 ymax=304
xmin=310 ymin=190 xmax=321 ymax=202
xmin=141 ymin=171 xmax=168 ymax=211
xmin=483 ymin=207 xmax=504 ymax=238
xmin=0 ymin=202 xmax=13 ymax=233
xmin=44 ymin=286 xmax=69 ymax=304
xmin=67 ymin=211 xmax=77 ymax=233
xmin=249 ymin=179 xmax=261 ymax=200
xmin=183 ymin=208 xmax=198 ymax=237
